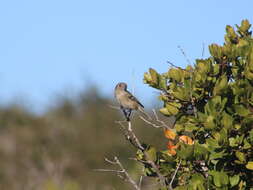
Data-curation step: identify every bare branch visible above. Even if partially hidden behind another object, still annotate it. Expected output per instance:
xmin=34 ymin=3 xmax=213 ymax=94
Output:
xmin=115 ymin=121 xmax=144 ymax=150
xmin=138 ymin=166 xmax=145 ymax=189
xmin=93 ymin=169 xmax=124 ymax=173
xmin=139 ymin=116 xmax=164 ymax=129
xmin=114 ymin=156 xmax=141 ymax=190
xmin=138 ymin=107 xmax=152 ymax=120
xmin=169 ymin=160 xmax=182 ymax=189
xmin=177 ymin=45 xmax=192 ymax=65
xmin=108 ymin=104 xmax=121 ymax=110
xmin=143 ymin=153 xmax=167 ymax=188
xmin=115 ymin=120 xmax=168 ymax=188
xmin=152 ymin=109 xmax=172 ymax=129
xmin=95 ymin=156 xmax=141 ymax=190
xmin=201 ymin=42 xmax=205 ymax=58
xmin=139 ymin=109 xmax=172 ymax=131
xmin=104 ymin=157 xmax=117 ymax=165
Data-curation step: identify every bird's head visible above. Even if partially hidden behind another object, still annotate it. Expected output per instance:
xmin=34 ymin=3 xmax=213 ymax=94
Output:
xmin=115 ymin=82 xmax=127 ymax=91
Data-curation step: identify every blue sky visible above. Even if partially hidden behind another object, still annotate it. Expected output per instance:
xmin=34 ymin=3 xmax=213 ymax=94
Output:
xmin=0 ymin=0 xmax=252 ymax=112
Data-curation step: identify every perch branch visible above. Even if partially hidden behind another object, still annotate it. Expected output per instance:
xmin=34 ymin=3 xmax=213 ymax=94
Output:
xmin=115 ymin=120 xmax=168 ymax=188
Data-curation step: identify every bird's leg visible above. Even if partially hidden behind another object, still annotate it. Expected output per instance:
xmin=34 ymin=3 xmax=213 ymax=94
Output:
xmin=121 ymin=106 xmax=131 ymax=122
xmin=126 ymin=109 xmax=132 ymax=121
xmin=125 ymin=109 xmax=133 ymax=131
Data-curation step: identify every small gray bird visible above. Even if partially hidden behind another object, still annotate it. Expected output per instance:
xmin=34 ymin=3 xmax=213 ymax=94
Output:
xmin=114 ymin=82 xmax=144 ymax=121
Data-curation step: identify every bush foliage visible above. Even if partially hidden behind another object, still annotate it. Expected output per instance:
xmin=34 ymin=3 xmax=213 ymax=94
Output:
xmin=143 ymin=20 xmax=253 ymax=189
xmin=0 ymin=88 xmax=166 ymax=190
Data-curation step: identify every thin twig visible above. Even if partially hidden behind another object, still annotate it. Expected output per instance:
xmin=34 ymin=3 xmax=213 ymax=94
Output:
xmin=201 ymin=43 xmax=205 ymax=58
xmin=139 ymin=116 xmax=164 ymax=129
xmin=166 ymin=60 xmax=185 ymax=70
xmin=114 ymin=156 xmax=140 ymax=190
xmin=139 ymin=109 xmax=172 ymax=130
xmin=95 ymin=156 xmax=141 ymax=190
xmin=138 ymin=107 xmax=152 ymax=120
xmin=132 ymin=69 xmax=135 ymax=96
xmin=152 ymin=109 xmax=172 ymax=129
xmin=93 ymin=169 xmax=124 ymax=173
xmin=138 ymin=166 xmax=145 ymax=189
xmin=177 ymin=45 xmax=192 ymax=65
xmin=169 ymin=160 xmax=182 ymax=189
xmin=108 ymin=105 xmax=121 ymax=110
xmin=105 ymin=157 xmax=117 ymax=165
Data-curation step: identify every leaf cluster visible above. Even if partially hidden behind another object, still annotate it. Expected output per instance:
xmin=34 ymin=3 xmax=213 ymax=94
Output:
xmin=143 ymin=20 xmax=253 ymax=189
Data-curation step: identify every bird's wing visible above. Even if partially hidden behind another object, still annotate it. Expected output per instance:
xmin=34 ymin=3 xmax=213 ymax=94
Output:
xmin=126 ymin=91 xmax=144 ymax=108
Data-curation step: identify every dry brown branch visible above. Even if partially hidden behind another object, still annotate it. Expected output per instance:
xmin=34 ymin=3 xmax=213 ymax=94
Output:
xmin=139 ymin=115 xmax=164 ymax=129
xmin=138 ymin=107 xmax=152 ymax=120
xmin=152 ymin=109 xmax=172 ymax=129
xmin=95 ymin=156 xmax=140 ymax=190
xmin=139 ymin=109 xmax=172 ymax=130
xmin=115 ymin=120 xmax=168 ymax=188
xmin=115 ymin=121 xmax=144 ymax=150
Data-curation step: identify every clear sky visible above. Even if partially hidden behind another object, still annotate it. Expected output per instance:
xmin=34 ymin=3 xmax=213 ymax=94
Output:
xmin=0 ymin=0 xmax=252 ymax=112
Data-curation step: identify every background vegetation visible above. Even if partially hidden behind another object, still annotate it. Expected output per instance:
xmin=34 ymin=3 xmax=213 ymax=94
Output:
xmin=0 ymin=86 xmax=169 ymax=190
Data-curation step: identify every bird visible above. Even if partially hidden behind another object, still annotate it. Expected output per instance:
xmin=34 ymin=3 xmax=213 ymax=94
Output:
xmin=114 ymin=82 xmax=144 ymax=121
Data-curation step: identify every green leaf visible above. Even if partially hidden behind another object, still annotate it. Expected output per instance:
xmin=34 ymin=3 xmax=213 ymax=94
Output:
xmin=229 ymin=137 xmax=238 ymax=147
xmin=196 ymin=59 xmax=210 ymax=74
xmin=206 ymin=138 xmax=220 ymax=149
xmin=145 ymin=146 xmax=157 ymax=162
xmin=209 ymin=171 xmax=229 ymax=187
xmin=194 ymin=143 xmax=209 ymax=160
xmin=165 ymin=102 xmax=181 ymax=115
xmin=149 ymin=68 xmax=159 ymax=85
xmin=173 ymin=87 xmax=190 ymax=101
xmin=159 ymin=107 xmax=171 ymax=116
xmin=226 ymin=25 xmax=237 ymax=39
xmin=190 ymin=174 xmax=205 ymax=190
xmin=209 ymin=150 xmax=226 ymax=160
xmin=213 ymin=75 xmax=228 ymax=95
xmin=177 ymin=143 xmax=194 ymax=160
xmin=203 ymin=115 xmax=216 ymax=129
xmin=209 ymin=171 xmax=222 ymax=187
xmin=249 ymin=129 xmax=253 ymax=143
xmin=209 ymin=44 xmax=223 ymax=58
xmin=243 ymin=139 xmax=251 ymax=149
xmin=158 ymin=76 xmax=167 ymax=90
xmin=235 ymin=151 xmax=246 ymax=163
xmin=234 ymin=105 xmax=250 ymax=116
xmin=230 ymin=175 xmax=240 ymax=187
xmin=221 ymin=112 xmax=233 ymax=129
xmin=168 ymin=68 xmax=183 ymax=81
xmin=246 ymin=161 xmax=253 ymax=170
xmin=240 ymin=19 xmax=251 ymax=33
